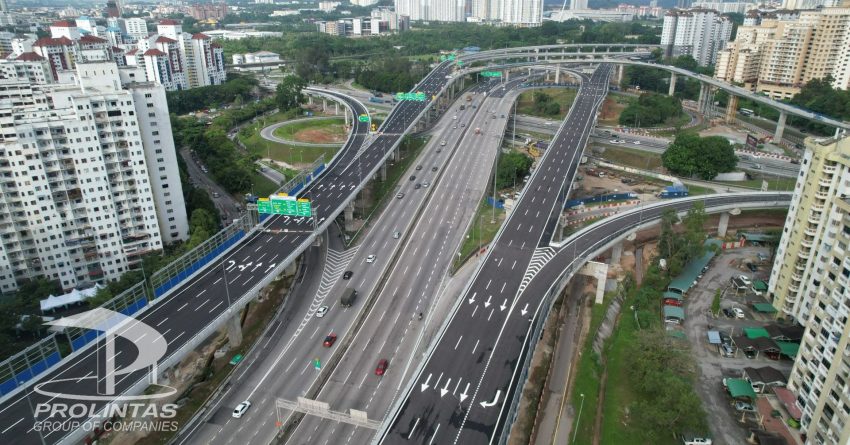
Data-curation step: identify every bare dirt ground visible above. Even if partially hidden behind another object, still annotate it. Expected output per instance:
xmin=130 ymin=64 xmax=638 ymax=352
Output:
xmin=292 ymin=127 xmax=346 ymax=144
xmin=598 ymin=96 xmax=627 ymax=127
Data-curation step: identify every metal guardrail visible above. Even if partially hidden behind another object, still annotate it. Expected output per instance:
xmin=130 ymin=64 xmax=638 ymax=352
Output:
xmin=0 ymin=335 xmax=61 ymax=397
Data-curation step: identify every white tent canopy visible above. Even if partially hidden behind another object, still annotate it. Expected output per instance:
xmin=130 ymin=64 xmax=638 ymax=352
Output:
xmin=40 ymin=285 xmax=103 ymax=313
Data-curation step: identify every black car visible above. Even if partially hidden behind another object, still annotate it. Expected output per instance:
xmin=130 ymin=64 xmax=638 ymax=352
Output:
xmin=416 ymin=165 xmax=422 ymax=171
xmin=409 ymin=175 xmax=416 ymax=181
xmin=719 ymin=331 xmax=732 ymax=345
xmin=343 ymin=270 xmax=353 ymax=280
xmin=746 ymin=262 xmax=758 ymax=272
xmin=722 ymin=308 xmax=734 ymax=318
xmin=414 ymin=183 xmax=421 ymax=189
xmin=432 ymin=166 xmax=438 ymax=172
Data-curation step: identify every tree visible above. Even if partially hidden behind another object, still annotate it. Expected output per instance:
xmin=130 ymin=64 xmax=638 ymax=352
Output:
xmin=275 ymin=75 xmax=307 ymax=112
xmin=662 ymin=133 xmax=737 ymax=180
xmin=496 ymin=152 xmax=533 ymax=189
xmin=618 ymin=93 xmax=683 ymax=127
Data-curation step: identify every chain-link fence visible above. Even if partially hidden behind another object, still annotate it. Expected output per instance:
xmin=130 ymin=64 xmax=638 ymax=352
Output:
xmin=151 ymin=214 xmax=253 ymax=298
xmin=0 ymin=335 xmax=61 ymax=396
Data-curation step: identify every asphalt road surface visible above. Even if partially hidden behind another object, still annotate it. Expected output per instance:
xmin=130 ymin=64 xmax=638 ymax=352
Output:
xmin=0 ymin=62 xmax=456 ymax=445
xmin=378 ymin=64 xmax=611 ymax=445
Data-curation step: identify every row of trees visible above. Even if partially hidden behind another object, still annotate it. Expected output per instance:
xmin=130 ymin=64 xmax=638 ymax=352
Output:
xmin=661 ymin=133 xmax=738 ymax=180
xmin=496 ymin=152 xmax=533 ymax=190
xmin=618 ymin=92 xmax=684 ymax=127
xmin=166 ymin=74 xmax=259 ymax=115
xmin=623 ymin=205 xmax=709 ymax=439
xmin=531 ymin=92 xmax=561 ymax=117
xmin=354 ymin=57 xmax=429 ymax=94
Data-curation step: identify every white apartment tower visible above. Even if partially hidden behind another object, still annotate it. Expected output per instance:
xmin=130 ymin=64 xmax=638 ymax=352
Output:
xmin=771 ymin=135 xmax=850 ymax=445
xmin=0 ymin=61 xmax=187 ymax=293
xmin=661 ymin=8 xmax=733 ymax=66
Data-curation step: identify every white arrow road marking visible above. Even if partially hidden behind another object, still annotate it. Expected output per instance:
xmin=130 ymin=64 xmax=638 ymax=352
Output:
xmin=499 ymin=299 xmax=507 ymax=311
xmin=484 ymin=296 xmax=492 ymax=308
xmin=265 ymin=263 xmax=276 ymax=272
xmin=226 ymin=260 xmax=236 ymax=270
xmin=251 ymin=263 xmax=262 ymax=272
xmin=520 ymin=303 xmax=529 ymax=316
xmin=459 ymin=383 xmax=470 ymax=402
xmin=468 ymin=292 xmax=476 ymax=305
xmin=420 ymin=373 xmax=432 ymax=392
xmin=440 ymin=378 xmax=451 ymax=398
xmin=480 ymin=390 xmax=501 ymax=408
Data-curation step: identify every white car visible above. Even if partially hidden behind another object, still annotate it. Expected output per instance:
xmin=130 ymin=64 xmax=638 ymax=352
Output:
xmin=316 ymin=306 xmax=329 ymax=318
xmin=631 ymin=140 xmax=641 ymax=145
xmin=441 ymin=140 xmax=447 ymax=146
xmin=738 ymin=275 xmax=752 ymax=286
xmin=232 ymin=401 xmax=251 ymax=418
xmin=732 ymin=307 xmax=745 ymax=319
xmin=366 ymin=254 xmax=376 ymax=263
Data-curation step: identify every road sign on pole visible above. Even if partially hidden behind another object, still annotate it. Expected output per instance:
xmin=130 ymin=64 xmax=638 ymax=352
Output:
xmin=358 ymin=114 xmax=369 ymax=122
xmin=257 ymin=194 xmax=312 ymax=217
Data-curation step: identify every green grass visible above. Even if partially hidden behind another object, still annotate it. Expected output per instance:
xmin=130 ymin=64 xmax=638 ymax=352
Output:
xmin=516 ymin=88 xmax=577 ymax=119
xmin=453 ymin=199 xmax=506 ymax=271
xmin=599 ymin=146 xmax=662 ymax=170
xmin=570 ymin=293 xmax=614 ymax=445
xmin=250 ymin=171 xmax=280 ymax=197
xmin=686 ymin=184 xmax=716 ymax=196
xmin=239 ymin=123 xmax=340 ymax=166
xmin=271 ymin=117 xmax=346 ymax=144
xmin=717 ymin=178 xmax=797 ymax=191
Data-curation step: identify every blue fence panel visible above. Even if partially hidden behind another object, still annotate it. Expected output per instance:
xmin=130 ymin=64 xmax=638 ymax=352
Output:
xmin=153 ymin=230 xmax=245 ymax=297
xmin=486 ymin=197 xmax=505 ymax=209
xmin=565 ymin=192 xmax=637 ymax=209
xmin=0 ymin=378 xmax=16 ymax=395
xmin=0 ymin=351 xmax=64 ymax=395
xmin=313 ymin=164 xmax=325 ymax=176
xmin=289 ymin=183 xmax=304 ymax=196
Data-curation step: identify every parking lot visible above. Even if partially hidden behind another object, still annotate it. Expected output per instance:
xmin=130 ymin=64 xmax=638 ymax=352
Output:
xmin=680 ymin=245 xmax=802 ymax=445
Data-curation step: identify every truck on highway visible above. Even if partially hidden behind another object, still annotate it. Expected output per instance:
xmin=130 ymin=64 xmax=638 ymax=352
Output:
xmin=657 ymin=184 xmax=689 ymax=198
xmin=369 ymin=97 xmax=383 ymax=103
xmin=341 ymin=288 xmax=357 ymax=307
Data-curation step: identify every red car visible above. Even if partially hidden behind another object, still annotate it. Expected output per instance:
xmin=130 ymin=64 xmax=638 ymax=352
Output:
xmin=375 ymin=359 xmax=389 ymax=376
xmin=663 ymin=298 xmax=682 ymax=307
xmin=323 ymin=333 xmax=337 ymax=347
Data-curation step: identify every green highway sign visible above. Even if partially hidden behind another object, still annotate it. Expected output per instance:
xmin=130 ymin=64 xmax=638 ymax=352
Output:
xmin=358 ymin=114 xmax=370 ymax=122
xmin=448 ymin=54 xmax=456 ymax=61
xmin=257 ymin=195 xmax=312 ymax=217
xmin=395 ymin=92 xmax=428 ymax=102
xmin=481 ymin=71 xmax=502 ymax=77
xmin=457 ymin=60 xmax=464 ymax=67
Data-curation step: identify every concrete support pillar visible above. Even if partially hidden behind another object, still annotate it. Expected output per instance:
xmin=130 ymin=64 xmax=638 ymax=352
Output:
xmin=334 ymin=102 xmax=339 ymax=115
xmin=226 ymin=314 xmax=243 ymax=348
xmin=774 ymin=111 xmax=787 ymax=142
xmin=725 ymin=94 xmax=738 ymax=124
xmin=555 ymin=65 xmax=561 ymax=84
xmin=308 ymin=96 xmax=313 ymax=105
xmin=718 ymin=212 xmax=730 ymax=238
xmin=322 ymin=99 xmax=327 ymax=113
xmin=284 ymin=261 xmax=297 ymax=277
xmin=344 ymin=201 xmax=355 ymax=232
xmin=380 ymin=162 xmax=387 ymax=181
xmin=344 ymin=110 xmax=350 ymax=126
xmin=580 ymin=261 xmax=608 ymax=305
xmin=610 ymin=242 xmax=623 ymax=265
xmin=617 ymin=64 xmax=624 ymax=85
xmin=392 ymin=146 xmax=400 ymax=162
xmin=506 ymin=70 xmax=510 ymax=81
xmin=668 ymin=73 xmax=677 ymax=96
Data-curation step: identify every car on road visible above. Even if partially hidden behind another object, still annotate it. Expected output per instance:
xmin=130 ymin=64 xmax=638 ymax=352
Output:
xmin=416 ymin=165 xmax=423 ymax=170
xmin=631 ymin=140 xmax=641 ymax=145
xmin=453 ymin=125 xmax=457 ymax=129
xmin=213 ymin=192 xmax=220 ymax=198
xmin=323 ymin=333 xmax=337 ymax=347
xmin=732 ymin=307 xmax=745 ymax=319
xmin=501 ymin=114 xmax=505 ymax=118
xmin=453 ymin=115 xmax=457 ymax=120
xmin=396 ymin=192 xmax=405 ymax=199
xmin=432 ymin=166 xmax=438 ymax=172
xmin=461 ymin=123 xmax=466 ymax=127
xmin=375 ymin=359 xmax=389 ymax=376
xmin=436 ymin=148 xmax=442 ymax=153
xmin=441 ymin=140 xmax=447 ymax=146
xmin=343 ymin=270 xmax=353 ymax=280
xmin=414 ymin=183 xmax=421 ymax=189
xmin=393 ymin=231 xmax=401 ymax=239
xmin=366 ymin=254 xmax=376 ymax=263
xmin=409 ymin=175 xmax=416 ymax=181
xmin=233 ymin=401 xmax=251 ymax=418
xmin=422 ymin=182 xmax=430 ymax=188
xmin=734 ymin=401 xmax=756 ymax=412
xmin=316 ymin=306 xmax=329 ymax=318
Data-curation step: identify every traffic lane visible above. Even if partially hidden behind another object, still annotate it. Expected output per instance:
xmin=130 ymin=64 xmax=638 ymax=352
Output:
xmin=293 ymin=92 xmax=519 ymax=442
xmin=180 ymin=239 xmax=328 ymax=445
xmin=382 ymin=71 xmax=611 ymax=443
xmin=2 ymin=226 xmax=300 ymax=443
xmin=1 ymin=65 xmax=453 ymax=443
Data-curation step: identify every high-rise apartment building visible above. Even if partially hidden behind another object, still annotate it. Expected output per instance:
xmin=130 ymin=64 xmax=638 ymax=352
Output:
xmin=661 ymin=8 xmax=733 ymax=66
xmin=0 ymin=61 xmax=188 ymax=293
xmin=396 ymin=0 xmax=541 ymax=24
xmin=771 ymin=135 xmax=850 ymax=445
xmin=715 ymin=6 xmax=850 ymax=100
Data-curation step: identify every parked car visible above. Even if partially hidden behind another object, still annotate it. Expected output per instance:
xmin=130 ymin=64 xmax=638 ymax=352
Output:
xmin=722 ymin=308 xmax=734 ymax=318
xmin=734 ymin=401 xmax=756 ymax=412
xmin=738 ymin=275 xmax=752 ymax=286
xmin=732 ymin=307 xmax=745 ymax=319
xmin=746 ymin=262 xmax=758 ymax=272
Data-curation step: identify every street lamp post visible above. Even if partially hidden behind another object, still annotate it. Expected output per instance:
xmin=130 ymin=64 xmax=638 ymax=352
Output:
xmin=572 ymin=393 xmax=585 ymax=444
